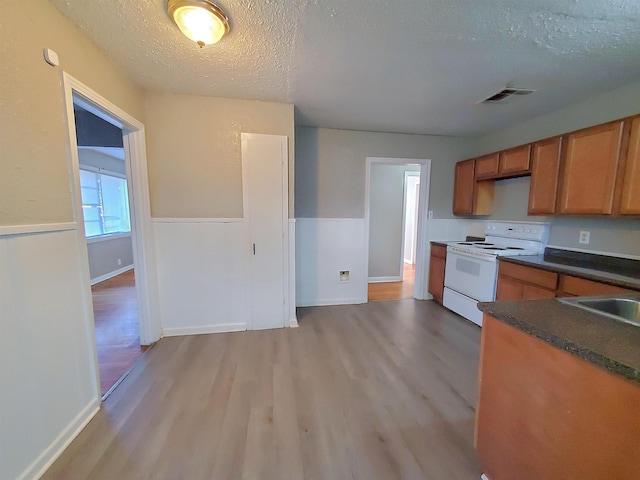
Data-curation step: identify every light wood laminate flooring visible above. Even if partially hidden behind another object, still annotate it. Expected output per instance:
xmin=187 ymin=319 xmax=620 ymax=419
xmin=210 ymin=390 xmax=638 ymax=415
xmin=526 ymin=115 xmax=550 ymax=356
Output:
xmin=368 ymin=263 xmax=416 ymax=301
xmin=43 ymin=299 xmax=482 ymax=479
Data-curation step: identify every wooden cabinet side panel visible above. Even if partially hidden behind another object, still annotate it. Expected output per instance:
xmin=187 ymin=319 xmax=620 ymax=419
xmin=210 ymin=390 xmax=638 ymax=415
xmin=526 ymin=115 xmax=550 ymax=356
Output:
xmin=528 ymin=137 xmax=562 ymax=215
xmin=558 ymin=121 xmax=623 ymax=214
xmin=476 ymin=315 xmax=640 ymax=480
xmin=499 ymin=144 xmax=531 ymax=175
xmin=558 ymin=275 xmax=637 ymax=297
xmin=453 ymin=160 xmax=475 ymax=215
xmin=428 ymin=255 xmax=446 ymax=303
xmin=619 ymin=116 xmax=640 ymax=214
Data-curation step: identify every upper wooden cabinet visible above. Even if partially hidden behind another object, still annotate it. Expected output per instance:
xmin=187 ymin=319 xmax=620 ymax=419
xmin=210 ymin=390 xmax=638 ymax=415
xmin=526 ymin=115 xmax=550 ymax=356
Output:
xmin=453 ymin=159 xmax=494 ymax=216
xmin=499 ymin=144 xmax=531 ymax=176
xmin=528 ymin=137 xmax=562 ymax=215
xmin=558 ymin=120 xmax=624 ymax=214
xmin=475 ymin=153 xmax=500 ymax=179
xmin=475 ymin=146 xmax=531 ymax=180
xmin=617 ymin=115 xmax=640 ymax=215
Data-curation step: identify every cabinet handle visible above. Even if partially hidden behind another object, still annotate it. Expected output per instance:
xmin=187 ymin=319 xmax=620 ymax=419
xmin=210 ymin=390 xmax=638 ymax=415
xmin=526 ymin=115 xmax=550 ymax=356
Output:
xmin=253 ymin=243 xmax=256 ymax=255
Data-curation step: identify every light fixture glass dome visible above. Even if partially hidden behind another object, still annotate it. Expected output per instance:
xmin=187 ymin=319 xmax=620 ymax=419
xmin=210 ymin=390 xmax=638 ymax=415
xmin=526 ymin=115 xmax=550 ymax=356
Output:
xmin=167 ymin=0 xmax=230 ymax=47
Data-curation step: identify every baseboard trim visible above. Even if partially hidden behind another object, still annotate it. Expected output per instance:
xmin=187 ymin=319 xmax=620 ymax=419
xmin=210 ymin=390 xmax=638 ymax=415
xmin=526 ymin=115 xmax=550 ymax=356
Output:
xmin=0 ymin=222 xmax=77 ymax=237
xmin=90 ymin=264 xmax=134 ymax=286
xmin=289 ymin=317 xmax=299 ymax=328
xmin=368 ymin=276 xmax=402 ymax=283
xmin=162 ymin=323 xmax=247 ymax=337
xmin=22 ymin=398 xmax=100 ymax=480
xmin=297 ymin=297 xmax=366 ymax=307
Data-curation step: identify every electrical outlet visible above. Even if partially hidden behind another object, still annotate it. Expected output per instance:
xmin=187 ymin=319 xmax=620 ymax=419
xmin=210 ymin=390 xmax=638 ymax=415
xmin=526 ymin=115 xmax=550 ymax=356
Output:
xmin=117 ymin=258 xmax=122 ymax=266
xmin=428 ymin=210 xmax=434 ymax=219
xmin=579 ymin=231 xmax=590 ymax=245
xmin=339 ymin=270 xmax=350 ymax=282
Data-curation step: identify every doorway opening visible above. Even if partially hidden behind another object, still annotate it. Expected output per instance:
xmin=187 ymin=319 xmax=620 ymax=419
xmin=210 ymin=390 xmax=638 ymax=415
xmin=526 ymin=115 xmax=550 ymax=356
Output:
xmin=63 ymin=73 xmax=161 ymax=402
xmin=73 ymin=101 xmax=144 ymax=397
xmin=364 ymin=158 xmax=431 ymax=302
xmin=73 ymin=103 xmax=145 ymax=396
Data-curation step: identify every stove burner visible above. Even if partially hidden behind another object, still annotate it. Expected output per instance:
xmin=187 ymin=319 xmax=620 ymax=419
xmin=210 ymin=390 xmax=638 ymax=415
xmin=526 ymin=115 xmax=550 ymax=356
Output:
xmin=474 ymin=242 xmax=494 ymax=246
xmin=506 ymin=247 xmax=525 ymax=250
xmin=458 ymin=242 xmax=473 ymax=245
xmin=482 ymin=247 xmax=506 ymax=250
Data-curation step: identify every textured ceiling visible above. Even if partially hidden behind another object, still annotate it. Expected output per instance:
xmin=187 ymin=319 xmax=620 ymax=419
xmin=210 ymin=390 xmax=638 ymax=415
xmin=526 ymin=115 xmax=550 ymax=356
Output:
xmin=49 ymin=0 xmax=640 ymax=136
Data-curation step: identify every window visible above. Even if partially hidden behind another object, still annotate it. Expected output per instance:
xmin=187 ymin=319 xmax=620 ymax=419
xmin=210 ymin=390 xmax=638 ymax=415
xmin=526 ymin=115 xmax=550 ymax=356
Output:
xmin=80 ymin=168 xmax=131 ymax=238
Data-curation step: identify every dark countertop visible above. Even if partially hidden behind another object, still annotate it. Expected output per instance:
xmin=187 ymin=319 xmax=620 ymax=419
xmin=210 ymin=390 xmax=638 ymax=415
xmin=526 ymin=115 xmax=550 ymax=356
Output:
xmin=499 ymin=255 xmax=640 ymax=291
xmin=478 ymin=295 xmax=640 ymax=385
xmin=430 ymin=241 xmax=450 ymax=247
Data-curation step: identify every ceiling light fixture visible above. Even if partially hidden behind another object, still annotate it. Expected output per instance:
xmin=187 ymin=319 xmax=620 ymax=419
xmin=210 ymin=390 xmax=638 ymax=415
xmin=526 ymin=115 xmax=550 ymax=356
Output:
xmin=167 ymin=0 xmax=230 ymax=48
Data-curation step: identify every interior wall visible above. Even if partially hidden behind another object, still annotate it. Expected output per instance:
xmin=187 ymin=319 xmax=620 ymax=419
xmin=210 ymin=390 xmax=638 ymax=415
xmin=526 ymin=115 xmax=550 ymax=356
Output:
xmin=295 ymin=127 xmax=476 ymax=220
xmin=368 ymin=164 xmax=420 ymax=279
xmin=472 ymin=80 xmax=640 ymax=257
xmin=0 ymin=0 xmax=144 ymax=226
xmin=144 ymin=92 xmax=295 ymax=219
xmin=0 ymin=1 xmax=145 ymax=479
xmin=87 ymin=236 xmax=134 ymax=282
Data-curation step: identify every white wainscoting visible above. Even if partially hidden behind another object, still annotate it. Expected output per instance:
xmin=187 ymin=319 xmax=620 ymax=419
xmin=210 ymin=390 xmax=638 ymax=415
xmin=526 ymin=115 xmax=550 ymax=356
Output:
xmin=1 ymin=227 xmax=99 ymax=480
xmin=153 ymin=221 xmax=251 ymax=336
xmin=296 ymin=218 xmax=367 ymax=307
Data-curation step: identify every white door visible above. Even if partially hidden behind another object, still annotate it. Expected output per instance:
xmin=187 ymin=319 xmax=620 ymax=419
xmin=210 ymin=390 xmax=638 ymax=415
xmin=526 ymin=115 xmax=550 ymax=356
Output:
xmin=242 ymin=133 xmax=288 ymax=330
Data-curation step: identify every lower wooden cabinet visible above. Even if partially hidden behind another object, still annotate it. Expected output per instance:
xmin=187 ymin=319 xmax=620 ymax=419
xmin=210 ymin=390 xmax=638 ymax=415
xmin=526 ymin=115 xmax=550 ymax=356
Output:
xmin=428 ymin=244 xmax=447 ymax=304
xmin=557 ymin=274 xmax=636 ymax=297
xmin=476 ymin=315 xmax=640 ymax=480
xmin=496 ymin=262 xmax=557 ymax=301
xmin=497 ymin=260 xmax=638 ymax=300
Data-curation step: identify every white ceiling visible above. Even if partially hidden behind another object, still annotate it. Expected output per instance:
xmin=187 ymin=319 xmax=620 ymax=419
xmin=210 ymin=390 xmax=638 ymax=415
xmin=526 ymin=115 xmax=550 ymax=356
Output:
xmin=50 ymin=0 xmax=640 ymax=137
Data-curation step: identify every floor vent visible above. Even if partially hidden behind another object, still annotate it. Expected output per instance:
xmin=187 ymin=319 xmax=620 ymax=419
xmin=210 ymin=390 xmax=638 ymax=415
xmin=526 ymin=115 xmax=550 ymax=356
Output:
xmin=480 ymin=87 xmax=535 ymax=103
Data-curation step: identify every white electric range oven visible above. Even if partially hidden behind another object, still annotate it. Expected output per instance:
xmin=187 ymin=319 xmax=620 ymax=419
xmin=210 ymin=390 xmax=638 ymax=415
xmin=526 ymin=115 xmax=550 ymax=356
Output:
xmin=443 ymin=221 xmax=549 ymax=326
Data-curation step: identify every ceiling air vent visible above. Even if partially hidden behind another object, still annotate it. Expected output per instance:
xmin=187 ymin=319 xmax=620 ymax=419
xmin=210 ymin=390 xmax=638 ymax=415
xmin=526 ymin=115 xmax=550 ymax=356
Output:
xmin=480 ymin=87 xmax=536 ymax=104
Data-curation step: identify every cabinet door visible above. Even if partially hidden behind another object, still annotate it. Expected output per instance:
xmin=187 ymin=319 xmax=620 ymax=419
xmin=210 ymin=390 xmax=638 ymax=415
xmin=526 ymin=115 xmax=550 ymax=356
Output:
xmin=428 ymin=255 xmax=446 ymax=303
xmin=499 ymin=144 xmax=531 ymax=176
xmin=522 ymin=284 xmax=556 ymax=300
xmin=558 ymin=121 xmax=623 ymax=214
xmin=453 ymin=159 xmax=475 ymax=215
xmin=496 ymin=275 xmax=524 ymax=301
xmin=528 ymin=137 xmax=562 ymax=215
xmin=619 ymin=116 xmax=640 ymax=214
xmin=475 ymin=153 xmax=500 ymax=179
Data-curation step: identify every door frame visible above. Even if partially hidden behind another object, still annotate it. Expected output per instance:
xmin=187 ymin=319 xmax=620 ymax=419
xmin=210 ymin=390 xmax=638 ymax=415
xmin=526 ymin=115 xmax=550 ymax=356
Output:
xmin=364 ymin=157 xmax=431 ymax=301
xmin=241 ymin=133 xmax=290 ymax=330
xmin=402 ymin=171 xmax=420 ymax=265
xmin=62 ymin=73 xmax=162 ymax=397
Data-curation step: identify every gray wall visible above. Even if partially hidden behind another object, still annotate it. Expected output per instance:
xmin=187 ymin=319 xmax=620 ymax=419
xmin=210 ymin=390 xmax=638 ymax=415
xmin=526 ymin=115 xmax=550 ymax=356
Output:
xmin=368 ymin=164 xmax=419 ymax=279
xmin=87 ymin=235 xmax=134 ymax=282
xmin=472 ymin=80 xmax=640 ymax=257
xmin=295 ymin=127 xmax=476 ymax=219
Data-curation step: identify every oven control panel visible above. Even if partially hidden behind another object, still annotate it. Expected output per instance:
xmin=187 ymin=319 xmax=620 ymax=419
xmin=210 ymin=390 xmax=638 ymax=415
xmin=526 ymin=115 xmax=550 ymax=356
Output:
xmin=484 ymin=221 xmax=549 ymax=242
